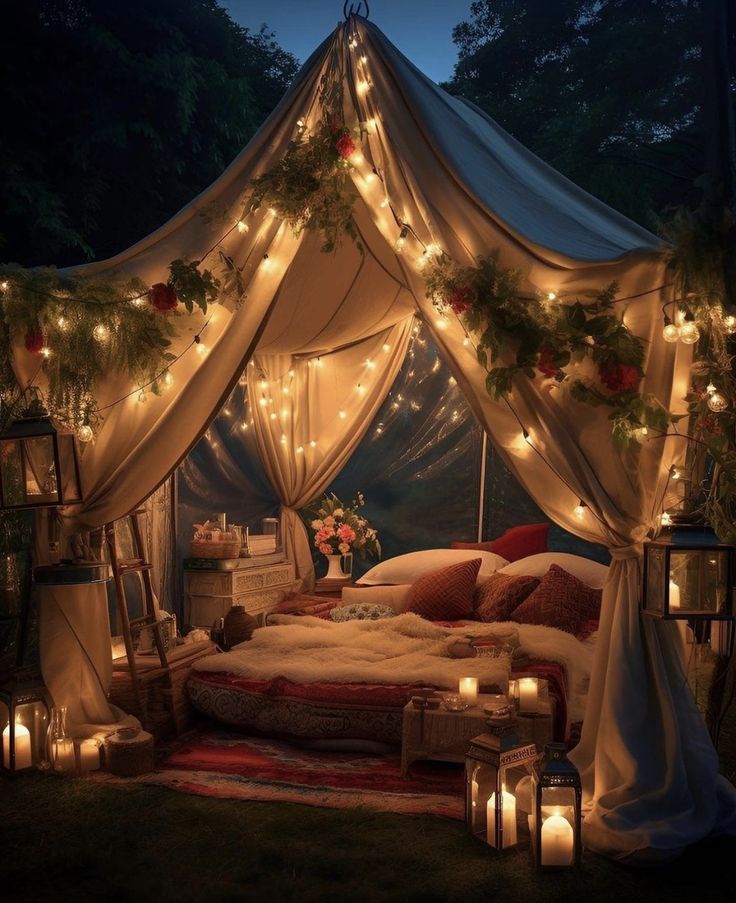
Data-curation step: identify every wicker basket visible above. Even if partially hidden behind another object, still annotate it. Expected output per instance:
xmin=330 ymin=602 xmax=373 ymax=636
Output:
xmin=190 ymin=539 xmax=241 ymax=559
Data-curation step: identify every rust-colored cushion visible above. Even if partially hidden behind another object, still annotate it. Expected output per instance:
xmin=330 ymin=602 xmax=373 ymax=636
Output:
xmin=452 ymin=523 xmax=549 ymax=563
xmin=473 ymin=572 xmax=540 ymax=623
xmin=407 ymin=558 xmax=481 ymax=621
xmin=511 ymin=565 xmax=602 ymax=637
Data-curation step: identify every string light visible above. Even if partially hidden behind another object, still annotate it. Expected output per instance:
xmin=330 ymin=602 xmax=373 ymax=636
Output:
xmin=137 ymin=388 xmax=147 ymax=404
xmin=357 ymin=79 xmax=370 ymax=95
xmin=365 ymin=358 xmax=375 ymax=369
xmin=339 ymin=409 xmax=347 ymax=419
xmin=706 ymin=382 xmax=717 ymax=395
xmin=240 ymin=421 xmax=248 ymax=431
xmin=40 ymin=347 xmax=52 ymax=358
xmin=393 ymin=226 xmax=408 ymax=253
xmin=261 ymin=254 xmax=275 ymax=272
xmin=296 ymin=118 xmax=306 ymax=131
xmin=77 ymin=424 xmax=94 ymax=443
xmin=679 ymin=320 xmax=700 ymax=345
xmin=573 ymin=500 xmax=587 ymax=519
xmin=707 ymin=391 xmax=729 ymax=413
xmin=258 ymin=396 xmax=267 ymax=407
xmin=660 ymin=512 xmax=673 ymax=527
xmin=670 ymin=465 xmax=684 ymax=481
xmin=57 ymin=316 xmax=68 ymax=331
xmin=296 ymin=445 xmax=304 ymax=454
xmin=360 ymin=54 xmax=368 ymax=64
xmin=0 ymin=281 xmax=8 ymax=292
xmin=93 ymin=323 xmax=109 ymax=343
xmin=223 ymin=407 xmax=232 ymax=417
xmin=280 ymin=434 xmax=287 ymax=445
xmin=448 ymin=376 xmax=456 ymax=386
xmin=309 ymin=439 xmax=317 ymax=448
xmin=195 ymin=336 xmax=208 ymax=356
xmin=724 ymin=315 xmax=736 ymax=334
xmin=547 ymin=291 xmax=557 ymax=302
xmin=356 ymin=383 xmax=366 ymax=396
xmin=382 ymin=343 xmax=391 ymax=352
xmin=380 ymin=196 xmax=389 ymax=208
xmin=269 ymin=412 xmax=277 ymax=420
xmin=237 ymin=220 xmax=249 ymax=234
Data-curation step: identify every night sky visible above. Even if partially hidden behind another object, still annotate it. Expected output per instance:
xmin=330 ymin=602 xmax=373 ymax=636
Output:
xmin=223 ymin=0 xmax=472 ymax=84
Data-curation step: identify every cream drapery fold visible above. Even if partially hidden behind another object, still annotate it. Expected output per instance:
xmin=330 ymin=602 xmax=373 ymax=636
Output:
xmin=249 ymin=318 xmax=414 ymax=589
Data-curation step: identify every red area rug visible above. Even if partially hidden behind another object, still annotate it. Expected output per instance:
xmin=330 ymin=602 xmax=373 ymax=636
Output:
xmin=95 ymin=727 xmax=465 ymax=819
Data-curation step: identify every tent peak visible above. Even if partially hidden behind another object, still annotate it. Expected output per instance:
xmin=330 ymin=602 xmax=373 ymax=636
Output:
xmin=343 ymin=1 xmax=370 ymax=20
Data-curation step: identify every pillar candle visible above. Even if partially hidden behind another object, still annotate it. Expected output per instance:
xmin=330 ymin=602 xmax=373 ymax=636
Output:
xmin=78 ymin=739 xmax=101 ymax=772
xmin=540 ymin=812 xmax=574 ymax=866
xmin=487 ymin=788 xmax=518 ymax=848
xmin=518 ymin=677 xmax=538 ymax=713
xmin=458 ymin=677 xmax=478 ymax=705
xmin=3 ymin=721 xmax=32 ymax=770
xmin=669 ymin=580 xmax=681 ymax=610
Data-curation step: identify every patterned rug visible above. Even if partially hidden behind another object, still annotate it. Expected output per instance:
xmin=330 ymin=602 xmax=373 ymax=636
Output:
xmin=95 ymin=727 xmax=465 ymax=819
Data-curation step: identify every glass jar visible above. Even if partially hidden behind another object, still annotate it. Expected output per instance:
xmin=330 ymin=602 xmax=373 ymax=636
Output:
xmin=48 ymin=705 xmax=76 ymax=773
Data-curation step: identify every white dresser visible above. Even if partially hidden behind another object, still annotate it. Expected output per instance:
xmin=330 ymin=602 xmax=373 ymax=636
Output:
xmin=183 ymin=557 xmax=296 ymax=628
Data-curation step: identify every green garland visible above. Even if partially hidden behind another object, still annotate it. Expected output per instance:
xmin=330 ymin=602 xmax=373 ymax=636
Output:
xmin=0 ymin=259 xmax=219 ymax=433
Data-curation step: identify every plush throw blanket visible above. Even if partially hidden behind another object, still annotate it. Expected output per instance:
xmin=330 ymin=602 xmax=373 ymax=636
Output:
xmin=194 ymin=614 xmax=594 ymax=719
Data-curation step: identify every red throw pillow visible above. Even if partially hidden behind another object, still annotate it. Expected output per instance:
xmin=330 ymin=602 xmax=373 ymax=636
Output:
xmin=473 ymin=572 xmax=540 ymax=623
xmin=407 ymin=558 xmax=481 ymax=621
xmin=451 ymin=523 xmax=549 ymax=563
xmin=511 ymin=565 xmax=601 ymax=637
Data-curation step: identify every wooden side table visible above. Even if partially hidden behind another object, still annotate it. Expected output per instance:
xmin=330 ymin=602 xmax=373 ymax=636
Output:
xmin=400 ymin=694 xmax=554 ymax=775
xmin=312 ymin=577 xmax=355 ymax=599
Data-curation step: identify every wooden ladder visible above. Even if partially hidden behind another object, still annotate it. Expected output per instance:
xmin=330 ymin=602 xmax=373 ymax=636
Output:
xmin=105 ymin=508 xmax=171 ymax=720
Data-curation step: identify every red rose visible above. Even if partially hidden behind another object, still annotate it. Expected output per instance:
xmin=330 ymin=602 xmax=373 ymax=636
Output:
xmin=335 ymin=134 xmax=356 ymax=159
xmin=599 ymin=362 xmax=639 ymax=393
xmin=537 ymin=345 xmax=559 ymax=379
xmin=448 ymin=284 xmax=473 ymax=315
xmin=148 ymin=282 xmax=178 ymax=312
xmin=24 ymin=327 xmax=45 ymax=354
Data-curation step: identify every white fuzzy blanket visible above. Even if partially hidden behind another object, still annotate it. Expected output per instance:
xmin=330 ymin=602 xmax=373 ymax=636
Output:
xmin=194 ymin=614 xmax=595 ymax=720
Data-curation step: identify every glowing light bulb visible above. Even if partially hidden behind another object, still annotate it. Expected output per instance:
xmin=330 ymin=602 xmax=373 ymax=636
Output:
xmin=77 ymin=424 xmax=94 ymax=443
xmin=137 ymin=389 xmax=147 ymax=404
xmin=547 ymin=291 xmax=557 ymax=301
xmin=296 ymin=445 xmax=304 ymax=454
xmin=196 ymin=340 xmax=208 ymax=356
xmin=57 ymin=316 xmax=67 ymax=331
xmin=0 ymin=281 xmax=8 ymax=292
xmin=670 ymin=466 xmax=682 ymax=481
xmin=258 ymin=396 xmax=267 ymax=407
xmin=309 ymin=440 xmax=317 ymax=448
xmin=280 ymin=434 xmax=287 ymax=445
xmin=239 ymin=374 xmax=247 ymax=387
xmin=261 ymin=255 xmax=274 ymax=272
xmin=339 ymin=410 xmax=347 ymax=419
xmin=660 ymin=512 xmax=673 ymax=527
xmin=394 ymin=235 xmax=407 ymax=253
xmin=281 ymin=408 xmax=289 ymax=417
xmin=375 ymin=426 xmax=383 ymax=435
xmin=365 ymin=359 xmax=375 ymax=369
xmin=360 ymin=54 xmax=368 ymax=64
xmin=223 ymin=407 xmax=232 ymax=417
xmin=662 ymin=323 xmax=680 ymax=343
xmin=237 ymin=220 xmax=248 ymax=233
xmin=706 ymin=382 xmax=717 ymax=394
xmin=270 ymin=412 xmax=277 ymax=420
xmin=282 ymin=385 xmax=290 ymax=395
xmin=412 ymin=324 xmax=420 ymax=335
xmin=724 ymin=315 xmax=736 ymax=334
xmin=573 ymin=501 xmax=587 ymax=519
xmin=93 ymin=323 xmax=109 ymax=343
xmin=380 ymin=196 xmax=389 ymax=208
xmin=240 ymin=422 xmax=248 ymax=431
xmin=707 ymin=391 xmax=729 ymax=413
xmin=448 ymin=376 xmax=456 ymax=386
xmin=296 ymin=118 xmax=305 ymax=130
xmin=356 ymin=384 xmax=366 ymax=396
xmin=436 ymin=316 xmax=449 ymax=330
xmin=679 ymin=321 xmax=700 ymax=345
xmin=40 ymin=347 xmax=52 ymax=358
xmin=463 ymin=337 xmax=470 ymax=347
xmin=357 ymin=79 xmax=370 ymax=94
xmin=288 ymin=369 xmax=295 ymax=378
xmin=259 ymin=378 xmax=268 ymax=390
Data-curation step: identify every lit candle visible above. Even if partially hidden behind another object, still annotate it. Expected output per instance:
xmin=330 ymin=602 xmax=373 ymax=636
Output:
xmin=541 ymin=810 xmax=574 ymax=866
xmin=458 ymin=677 xmax=478 ymax=706
xmin=487 ymin=786 xmax=518 ymax=848
xmin=518 ymin=677 xmax=538 ymax=713
xmin=78 ymin=739 xmax=101 ymax=772
xmin=669 ymin=579 xmax=681 ymax=610
xmin=3 ymin=720 xmax=32 ymax=770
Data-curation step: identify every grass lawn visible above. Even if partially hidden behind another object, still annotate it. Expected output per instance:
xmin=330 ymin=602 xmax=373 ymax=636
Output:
xmin=1 ymin=761 xmax=734 ymax=903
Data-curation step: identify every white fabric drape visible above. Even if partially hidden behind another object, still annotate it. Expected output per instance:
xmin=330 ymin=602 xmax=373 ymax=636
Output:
xmin=249 ymin=318 xmax=413 ymax=588
xmin=16 ymin=13 xmax=733 ymax=855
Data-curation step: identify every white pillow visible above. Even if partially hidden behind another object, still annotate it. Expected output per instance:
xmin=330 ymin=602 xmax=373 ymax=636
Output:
xmin=499 ymin=553 xmax=608 ymax=589
xmin=341 ymin=584 xmax=413 ymax=614
xmin=356 ymin=549 xmax=508 ymax=587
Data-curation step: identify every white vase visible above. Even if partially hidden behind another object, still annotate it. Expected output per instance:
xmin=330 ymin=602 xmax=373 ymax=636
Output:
xmin=324 ymin=554 xmax=350 ymax=580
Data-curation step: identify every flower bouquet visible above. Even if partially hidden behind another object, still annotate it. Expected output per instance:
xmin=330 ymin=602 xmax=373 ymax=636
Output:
xmin=306 ymin=491 xmax=380 ymax=579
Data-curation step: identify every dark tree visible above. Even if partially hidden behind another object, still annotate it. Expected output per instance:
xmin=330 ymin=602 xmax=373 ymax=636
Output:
xmin=446 ymin=0 xmax=709 ymax=227
xmin=0 ymin=0 xmax=299 ymax=266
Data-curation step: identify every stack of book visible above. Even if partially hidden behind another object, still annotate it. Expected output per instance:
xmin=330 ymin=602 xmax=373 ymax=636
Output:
xmin=244 ymin=532 xmax=278 ymax=557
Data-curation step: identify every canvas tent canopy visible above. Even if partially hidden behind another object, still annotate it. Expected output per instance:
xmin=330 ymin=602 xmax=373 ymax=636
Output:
xmin=12 ymin=15 xmax=736 ymax=857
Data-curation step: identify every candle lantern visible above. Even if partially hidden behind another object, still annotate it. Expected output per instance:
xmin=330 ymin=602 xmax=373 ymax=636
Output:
xmin=0 ymin=673 xmax=52 ymax=774
xmin=465 ymin=707 xmax=538 ymax=851
xmin=0 ymin=408 xmax=82 ymax=510
xmin=261 ymin=517 xmax=282 ymax=551
xmin=531 ymin=742 xmax=582 ymax=869
xmin=642 ymin=519 xmax=734 ymax=621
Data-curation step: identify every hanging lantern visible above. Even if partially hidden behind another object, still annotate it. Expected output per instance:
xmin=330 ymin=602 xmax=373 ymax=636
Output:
xmin=0 ymin=410 xmax=83 ymax=510
xmin=530 ymin=742 xmax=582 ymax=869
xmin=0 ymin=673 xmax=52 ymax=774
xmin=642 ymin=517 xmax=734 ymax=620
xmin=465 ymin=707 xmax=538 ymax=851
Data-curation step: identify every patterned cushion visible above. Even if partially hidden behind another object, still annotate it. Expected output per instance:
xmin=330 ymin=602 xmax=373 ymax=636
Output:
xmin=511 ymin=565 xmax=602 ymax=637
xmin=330 ymin=603 xmax=396 ymax=622
xmin=473 ymin=573 xmax=540 ymax=622
xmin=452 ymin=523 xmax=549 ymax=563
xmin=407 ymin=558 xmax=481 ymax=621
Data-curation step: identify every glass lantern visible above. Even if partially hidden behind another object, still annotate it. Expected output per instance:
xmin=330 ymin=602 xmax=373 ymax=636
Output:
xmin=530 ymin=742 xmax=582 ymax=869
xmin=0 ymin=413 xmax=82 ymax=510
xmin=643 ymin=521 xmax=734 ymax=620
xmin=0 ymin=674 xmax=52 ymax=774
xmin=465 ymin=710 xmax=538 ymax=851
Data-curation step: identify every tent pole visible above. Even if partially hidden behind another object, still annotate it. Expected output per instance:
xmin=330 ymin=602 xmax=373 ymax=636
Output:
xmin=477 ymin=430 xmax=488 ymax=542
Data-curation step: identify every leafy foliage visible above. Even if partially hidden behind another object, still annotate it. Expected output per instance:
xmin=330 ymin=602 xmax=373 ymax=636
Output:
xmin=168 ymin=259 xmax=220 ymax=314
xmin=0 ymin=0 xmax=299 ymax=266
xmin=249 ymin=118 xmax=364 ymax=254
xmin=303 ymin=491 xmax=381 ymax=562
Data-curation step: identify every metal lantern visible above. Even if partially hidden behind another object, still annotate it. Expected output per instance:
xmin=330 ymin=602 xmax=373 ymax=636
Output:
xmin=642 ymin=520 xmax=734 ymax=621
xmin=261 ymin=517 xmax=282 ymax=551
xmin=530 ymin=742 xmax=582 ymax=869
xmin=465 ymin=710 xmax=538 ymax=851
xmin=0 ymin=673 xmax=52 ymax=774
xmin=0 ymin=413 xmax=83 ymax=510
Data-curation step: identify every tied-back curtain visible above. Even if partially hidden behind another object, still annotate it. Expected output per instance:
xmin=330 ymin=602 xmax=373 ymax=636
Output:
xmin=339 ymin=18 xmax=736 ymax=854
xmin=249 ymin=318 xmax=413 ymax=588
